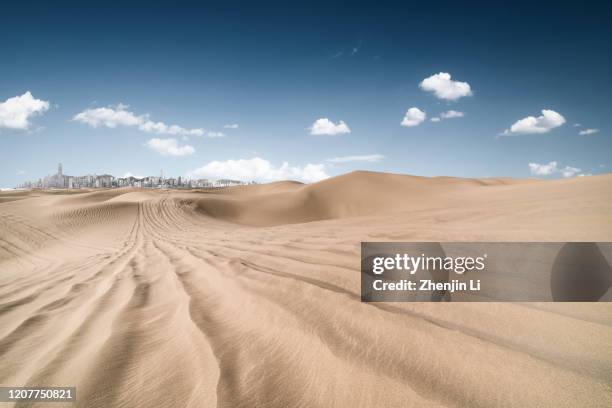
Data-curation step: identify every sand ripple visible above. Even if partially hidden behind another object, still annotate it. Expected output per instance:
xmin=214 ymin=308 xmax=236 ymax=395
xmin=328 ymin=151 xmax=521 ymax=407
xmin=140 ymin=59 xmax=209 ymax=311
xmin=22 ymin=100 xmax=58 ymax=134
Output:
xmin=1 ymin=173 xmax=612 ymax=407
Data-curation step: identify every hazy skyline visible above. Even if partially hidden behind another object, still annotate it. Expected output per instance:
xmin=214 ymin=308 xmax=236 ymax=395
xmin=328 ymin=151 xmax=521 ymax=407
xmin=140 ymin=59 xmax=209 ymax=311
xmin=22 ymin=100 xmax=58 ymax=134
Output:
xmin=1 ymin=1 xmax=611 ymax=187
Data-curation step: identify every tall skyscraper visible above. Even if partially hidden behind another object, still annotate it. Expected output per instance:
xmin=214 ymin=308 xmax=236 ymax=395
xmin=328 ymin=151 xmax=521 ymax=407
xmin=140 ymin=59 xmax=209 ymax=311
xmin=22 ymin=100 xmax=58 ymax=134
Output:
xmin=58 ymin=163 xmax=63 ymax=177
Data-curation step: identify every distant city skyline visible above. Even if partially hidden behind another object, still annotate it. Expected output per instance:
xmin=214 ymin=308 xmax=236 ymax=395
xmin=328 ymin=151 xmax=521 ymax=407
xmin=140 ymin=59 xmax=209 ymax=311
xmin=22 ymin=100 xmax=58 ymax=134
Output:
xmin=1 ymin=1 xmax=611 ymax=188
xmin=19 ymin=162 xmax=246 ymax=190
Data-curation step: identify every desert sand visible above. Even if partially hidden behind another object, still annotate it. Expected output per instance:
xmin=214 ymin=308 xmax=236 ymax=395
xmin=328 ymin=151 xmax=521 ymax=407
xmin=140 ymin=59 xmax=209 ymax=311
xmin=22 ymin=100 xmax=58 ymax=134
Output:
xmin=1 ymin=171 xmax=611 ymax=407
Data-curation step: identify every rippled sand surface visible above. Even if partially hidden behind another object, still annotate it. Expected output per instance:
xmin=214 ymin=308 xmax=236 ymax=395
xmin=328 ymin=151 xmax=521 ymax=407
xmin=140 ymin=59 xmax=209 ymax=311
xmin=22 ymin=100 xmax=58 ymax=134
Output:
xmin=1 ymin=171 xmax=611 ymax=407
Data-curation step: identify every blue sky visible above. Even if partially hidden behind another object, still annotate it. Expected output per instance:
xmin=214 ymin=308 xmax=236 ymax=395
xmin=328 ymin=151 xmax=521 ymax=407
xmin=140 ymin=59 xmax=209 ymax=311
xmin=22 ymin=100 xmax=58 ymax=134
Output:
xmin=1 ymin=1 xmax=611 ymax=187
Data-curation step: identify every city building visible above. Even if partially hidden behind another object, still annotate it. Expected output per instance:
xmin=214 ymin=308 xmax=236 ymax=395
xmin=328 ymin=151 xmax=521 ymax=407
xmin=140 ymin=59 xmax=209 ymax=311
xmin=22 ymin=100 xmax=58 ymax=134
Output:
xmin=19 ymin=164 xmax=249 ymax=190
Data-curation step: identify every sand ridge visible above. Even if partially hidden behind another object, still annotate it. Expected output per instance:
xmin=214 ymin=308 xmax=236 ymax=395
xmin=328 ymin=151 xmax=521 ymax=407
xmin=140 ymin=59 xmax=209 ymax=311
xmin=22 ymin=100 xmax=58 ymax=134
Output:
xmin=1 ymin=171 xmax=612 ymax=407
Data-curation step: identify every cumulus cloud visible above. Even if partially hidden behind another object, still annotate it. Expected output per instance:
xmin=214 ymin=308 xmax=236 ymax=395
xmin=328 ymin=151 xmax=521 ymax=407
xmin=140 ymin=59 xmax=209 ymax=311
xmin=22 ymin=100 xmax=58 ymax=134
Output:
xmin=560 ymin=166 xmax=581 ymax=178
xmin=401 ymin=107 xmax=426 ymax=127
xmin=146 ymin=138 xmax=195 ymax=156
xmin=73 ymin=103 xmax=139 ymax=128
xmin=0 ymin=91 xmax=50 ymax=130
xmin=16 ymin=170 xmax=26 ymax=175
xmin=503 ymin=109 xmax=566 ymax=135
xmin=73 ymin=103 xmax=204 ymax=136
xmin=223 ymin=123 xmax=239 ymax=129
xmin=440 ymin=110 xmax=464 ymax=119
xmin=310 ymin=118 xmax=351 ymax=135
xmin=419 ymin=72 xmax=472 ymax=101
xmin=529 ymin=161 xmax=558 ymax=176
xmin=122 ymin=172 xmax=143 ymax=178
xmin=139 ymin=121 xmax=204 ymax=136
xmin=431 ymin=110 xmax=465 ymax=123
xmin=326 ymin=154 xmax=385 ymax=163
xmin=187 ymin=157 xmax=329 ymax=183
xmin=528 ymin=161 xmax=581 ymax=178
xmin=579 ymin=128 xmax=599 ymax=135
xmin=207 ymin=131 xmax=226 ymax=138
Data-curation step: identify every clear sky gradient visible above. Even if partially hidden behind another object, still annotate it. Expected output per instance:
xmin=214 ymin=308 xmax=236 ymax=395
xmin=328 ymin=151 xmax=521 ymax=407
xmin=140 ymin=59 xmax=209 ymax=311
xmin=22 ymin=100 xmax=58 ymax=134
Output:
xmin=1 ymin=1 xmax=611 ymax=187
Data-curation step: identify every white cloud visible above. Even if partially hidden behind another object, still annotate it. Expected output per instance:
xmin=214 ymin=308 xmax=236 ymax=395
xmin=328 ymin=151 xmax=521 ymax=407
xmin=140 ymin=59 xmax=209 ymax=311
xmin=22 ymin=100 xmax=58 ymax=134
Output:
xmin=207 ymin=131 xmax=226 ymax=138
xmin=528 ymin=161 xmax=581 ymax=178
xmin=401 ymin=107 xmax=426 ymax=127
xmin=0 ymin=91 xmax=50 ymax=130
xmin=440 ymin=110 xmax=464 ymax=119
xmin=560 ymin=166 xmax=581 ymax=178
xmin=73 ymin=103 xmax=204 ymax=136
xmin=146 ymin=138 xmax=195 ymax=156
xmin=73 ymin=103 xmax=140 ymax=128
xmin=529 ymin=161 xmax=558 ymax=176
xmin=122 ymin=172 xmax=143 ymax=178
xmin=431 ymin=110 xmax=465 ymax=123
xmin=223 ymin=123 xmax=239 ymax=129
xmin=16 ymin=170 xmax=26 ymax=175
xmin=139 ymin=121 xmax=204 ymax=136
xmin=573 ymin=123 xmax=581 ymax=127
xmin=326 ymin=154 xmax=385 ymax=163
xmin=187 ymin=157 xmax=329 ymax=183
xmin=419 ymin=72 xmax=472 ymax=101
xmin=503 ymin=109 xmax=566 ymax=135
xmin=310 ymin=118 xmax=351 ymax=135
xmin=579 ymin=128 xmax=599 ymax=135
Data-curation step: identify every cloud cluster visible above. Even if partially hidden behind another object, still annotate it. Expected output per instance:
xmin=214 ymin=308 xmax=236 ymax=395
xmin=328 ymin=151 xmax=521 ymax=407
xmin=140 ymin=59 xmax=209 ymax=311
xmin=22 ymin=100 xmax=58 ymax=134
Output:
xmin=310 ymin=118 xmax=351 ymax=135
xmin=528 ymin=161 xmax=581 ymax=178
xmin=401 ymin=107 xmax=426 ymax=127
xmin=223 ymin=124 xmax=239 ymax=129
xmin=503 ymin=109 xmax=565 ymax=135
xmin=187 ymin=157 xmax=329 ymax=183
xmin=0 ymin=91 xmax=50 ymax=130
xmin=73 ymin=103 xmax=204 ymax=136
xmin=579 ymin=128 xmax=599 ymax=135
xmin=146 ymin=138 xmax=195 ymax=156
xmin=326 ymin=154 xmax=385 ymax=163
xmin=420 ymin=72 xmax=472 ymax=101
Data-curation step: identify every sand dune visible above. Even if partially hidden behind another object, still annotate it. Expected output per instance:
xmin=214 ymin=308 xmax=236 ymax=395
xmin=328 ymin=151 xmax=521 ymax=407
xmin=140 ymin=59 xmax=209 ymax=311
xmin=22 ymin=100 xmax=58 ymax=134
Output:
xmin=1 ymin=171 xmax=612 ymax=407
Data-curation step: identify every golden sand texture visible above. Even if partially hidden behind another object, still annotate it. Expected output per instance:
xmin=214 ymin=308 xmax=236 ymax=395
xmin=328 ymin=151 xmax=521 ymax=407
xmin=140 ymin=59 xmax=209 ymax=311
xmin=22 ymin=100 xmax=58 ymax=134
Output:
xmin=1 ymin=171 xmax=611 ymax=407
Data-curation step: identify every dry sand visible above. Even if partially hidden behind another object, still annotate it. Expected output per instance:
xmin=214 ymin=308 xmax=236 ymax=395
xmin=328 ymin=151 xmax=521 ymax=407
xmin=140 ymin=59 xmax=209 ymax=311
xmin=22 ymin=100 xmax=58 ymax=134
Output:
xmin=1 ymin=171 xmax=611 ymax=407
